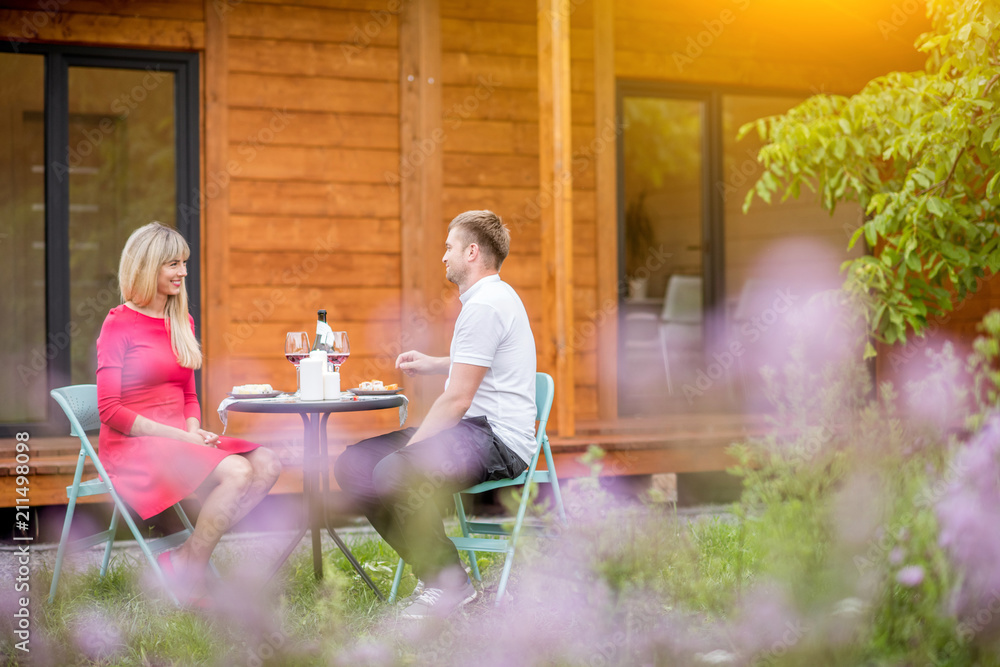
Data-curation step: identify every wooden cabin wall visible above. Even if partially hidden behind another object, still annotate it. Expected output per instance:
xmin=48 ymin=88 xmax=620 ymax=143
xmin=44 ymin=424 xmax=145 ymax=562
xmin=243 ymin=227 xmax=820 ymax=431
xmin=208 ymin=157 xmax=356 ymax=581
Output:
xmin=218 ymin=0 xmax=405 ymax=440
xmin=438 ymin=0 xmax=601 ymax=421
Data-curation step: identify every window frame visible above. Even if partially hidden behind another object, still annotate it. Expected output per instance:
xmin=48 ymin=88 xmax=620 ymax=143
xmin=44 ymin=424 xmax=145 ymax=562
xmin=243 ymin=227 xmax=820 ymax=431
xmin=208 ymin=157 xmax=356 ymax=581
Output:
xmin=0 ymin=43 xmax=200 ymax=437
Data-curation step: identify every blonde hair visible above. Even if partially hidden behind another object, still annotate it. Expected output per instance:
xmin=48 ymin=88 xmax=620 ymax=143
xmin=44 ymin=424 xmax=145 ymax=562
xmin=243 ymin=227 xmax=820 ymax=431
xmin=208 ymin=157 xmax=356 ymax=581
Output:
xmin=448 ymin=210 xmax=511 ymax=270
xmin=119 ymin=222 xmax=202 ymax=369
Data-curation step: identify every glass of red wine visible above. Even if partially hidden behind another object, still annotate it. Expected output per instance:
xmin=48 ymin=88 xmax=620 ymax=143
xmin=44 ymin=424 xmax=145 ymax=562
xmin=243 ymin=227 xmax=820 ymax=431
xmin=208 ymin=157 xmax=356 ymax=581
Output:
xmin=328 ymin=331 xmax=350 ymax=373
xmin=284 ymin=331 xmax=310 ymax=395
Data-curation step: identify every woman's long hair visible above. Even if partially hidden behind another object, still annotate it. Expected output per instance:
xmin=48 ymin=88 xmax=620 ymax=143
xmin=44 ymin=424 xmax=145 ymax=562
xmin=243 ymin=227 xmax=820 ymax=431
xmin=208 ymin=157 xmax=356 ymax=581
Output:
xmin=118 ymin=222 xmax=202 ymax=369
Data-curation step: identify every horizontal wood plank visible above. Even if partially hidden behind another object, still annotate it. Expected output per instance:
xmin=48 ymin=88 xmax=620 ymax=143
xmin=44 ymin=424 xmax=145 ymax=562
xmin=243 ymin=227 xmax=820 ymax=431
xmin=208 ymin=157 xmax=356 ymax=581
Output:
xmin=441 ymin=0 xmax=593 ymax=28
xmin=229 ymin=109 xmax=399 ymax=150
xmin=0 ymin=9 xmax=204 ymax=48
xmin=230 ymin=216 xmax=399 ymax=251
xmin=229 ymin=180 xmax=399 ymax=218
xmin=229 ymin=250 xmax=399 ymax=287
xmin=230 ymin=73 xmax=397 ymax=114
xmin=230 ymin=145 xmax=398 ymax=183
xmin=228 ymin=3 xmax=397 ymax=45
xmin=229 ymin=37 xmax=398 ymax=80
xmin=224 ymin=320 xmax=402 ymax=358
xmin=443 ymin=86 xmax=594 ymax=124
xmin=228 ymin=286 xmax=401 ymax=322
xmin=2 ymin=0 xmax=204 ymax=20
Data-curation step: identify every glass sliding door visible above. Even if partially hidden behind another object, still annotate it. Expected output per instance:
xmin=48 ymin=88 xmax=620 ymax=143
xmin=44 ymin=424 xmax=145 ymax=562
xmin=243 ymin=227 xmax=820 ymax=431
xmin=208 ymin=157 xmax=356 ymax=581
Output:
xmin=617 ymin=84 xmax=864 ymax=418
xmin=0 ymin=45 xmax=199 ymax=437
xmin=66 ymin=66 xmax=178 ymax=385
xmin=0 ymin=53 xmax=46 ymax=423
xmin=618 ymin=93 xmax=708 ymax=416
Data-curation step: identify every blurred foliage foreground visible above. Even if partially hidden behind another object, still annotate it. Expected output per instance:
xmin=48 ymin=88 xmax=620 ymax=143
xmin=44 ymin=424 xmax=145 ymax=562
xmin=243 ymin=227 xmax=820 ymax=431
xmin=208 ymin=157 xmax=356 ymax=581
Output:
xmin=9 ymin=310 xmax=1000 ymax=665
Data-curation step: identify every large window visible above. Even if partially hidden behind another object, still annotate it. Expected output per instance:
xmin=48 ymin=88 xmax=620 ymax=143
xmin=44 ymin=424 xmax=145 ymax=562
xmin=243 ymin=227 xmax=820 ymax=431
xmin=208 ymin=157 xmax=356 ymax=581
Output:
xmin=0 ymin=45 xmax=199 ymax=436
xmin=617 ymin=83 xmax=862 ymax=416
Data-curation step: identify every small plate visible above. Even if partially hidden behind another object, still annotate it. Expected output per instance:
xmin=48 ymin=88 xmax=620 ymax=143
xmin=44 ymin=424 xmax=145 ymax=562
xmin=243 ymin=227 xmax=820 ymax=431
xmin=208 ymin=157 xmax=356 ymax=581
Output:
xmin=227 ymin=391 xmax=282 ymax=399
xmin=349 ymin=388 xmax=404 ymax=396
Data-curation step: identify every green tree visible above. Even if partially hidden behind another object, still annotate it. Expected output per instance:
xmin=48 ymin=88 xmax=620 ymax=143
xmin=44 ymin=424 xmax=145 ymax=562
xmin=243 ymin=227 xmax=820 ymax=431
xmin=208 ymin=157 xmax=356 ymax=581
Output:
xmin=743 ymin=0 xmax=1000 ymax=353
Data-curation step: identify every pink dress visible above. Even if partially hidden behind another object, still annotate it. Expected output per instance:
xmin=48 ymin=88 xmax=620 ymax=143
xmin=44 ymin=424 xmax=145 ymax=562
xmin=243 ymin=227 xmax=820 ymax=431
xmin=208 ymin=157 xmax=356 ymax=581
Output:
xmin=96 ymin=305 xmax=259 ymax=519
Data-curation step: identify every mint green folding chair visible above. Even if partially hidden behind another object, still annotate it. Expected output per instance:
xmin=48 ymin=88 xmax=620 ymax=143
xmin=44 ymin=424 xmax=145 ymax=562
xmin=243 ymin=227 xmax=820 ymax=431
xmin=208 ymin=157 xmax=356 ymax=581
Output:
xmin=48 ymin=385 xmax=203 ymax=604
xmin=389 ymin=372 xmax=567 ymax=606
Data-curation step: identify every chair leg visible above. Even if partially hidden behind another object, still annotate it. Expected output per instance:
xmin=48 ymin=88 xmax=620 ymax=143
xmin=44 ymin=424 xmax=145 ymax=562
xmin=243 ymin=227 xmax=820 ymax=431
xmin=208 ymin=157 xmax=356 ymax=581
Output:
xmin=389 ymin=558 xmax=405 ymax=603
xmin=48 ymin=450 xmax=87 ymax=604
xmin=495 ymin=549 xmax=516 ymax=606
xmin=542 ymin=438 xmax=567 ymax=526
xmin=99 ymin=507 xmax=120 ymax=578
xmin=453 ymin=493 xmax=481 ymax=581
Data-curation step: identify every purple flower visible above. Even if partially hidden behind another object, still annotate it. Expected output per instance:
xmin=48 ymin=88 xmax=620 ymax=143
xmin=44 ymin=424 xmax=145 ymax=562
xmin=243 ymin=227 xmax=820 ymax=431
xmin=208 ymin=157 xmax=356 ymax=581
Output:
xmin=896 ymin=565 xmax=924 ymax=588
xmin=888 ymin=547 xmax=905 ymax=566
xmin=935 ymin=417 xmax=1000 ymax=633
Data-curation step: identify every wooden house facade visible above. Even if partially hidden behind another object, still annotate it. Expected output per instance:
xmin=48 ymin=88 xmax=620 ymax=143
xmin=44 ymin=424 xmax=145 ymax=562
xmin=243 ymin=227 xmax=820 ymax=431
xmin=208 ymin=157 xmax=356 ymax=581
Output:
xmin=3 ymin=0 xmax=991 ymax=507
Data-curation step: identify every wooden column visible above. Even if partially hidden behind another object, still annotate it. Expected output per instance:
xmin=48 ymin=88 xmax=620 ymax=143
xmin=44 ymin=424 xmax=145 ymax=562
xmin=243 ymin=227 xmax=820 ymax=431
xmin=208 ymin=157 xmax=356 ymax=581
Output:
xmin=203 ymin=0 xmax=229 ymax=418
xmin=538 ymin=0 xmax=575 ymax=436
xmin=399 ymin=0 xmax=443 ymax=419
xmin=593 ymin=0 xmax=618 ymax=420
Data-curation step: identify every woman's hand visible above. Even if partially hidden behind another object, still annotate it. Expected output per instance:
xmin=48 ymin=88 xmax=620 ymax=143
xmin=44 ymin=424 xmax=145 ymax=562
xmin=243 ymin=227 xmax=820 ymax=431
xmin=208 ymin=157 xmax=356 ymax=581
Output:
xmin=186 ymin=424 xmax=219 ymax=447
xmin=194 ymin=429 xmax=220 ymax=447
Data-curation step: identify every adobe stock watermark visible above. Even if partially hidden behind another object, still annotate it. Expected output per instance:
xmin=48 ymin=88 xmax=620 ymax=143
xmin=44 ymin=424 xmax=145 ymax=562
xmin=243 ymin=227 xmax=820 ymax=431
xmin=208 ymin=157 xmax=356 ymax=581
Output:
xmin=342 ymin=0 xmax=405 ymax=62
xmin=203 ymin=107 xmax=294 ymax=201
xmin=672 ymin=0 xmax=752 ymax=73
xmin=853 ymin=454 xmax=968 ymax=576
xmin=751 ymin=620 xmax=809 ymax=666
xmin=385 ymin=74 xmax=501 ymax=191
xmin=4 ymin=0 xmax=70 ymax=51
xmin=717 ymin=148 xmax=765 ymax=203
xmin=507 ymin=116 xmax=625 ymax=237
xmin=682 ymin=288 xmax=799 ymax=403
xmin=877 ymin=0 xmax=921 ymax=40
xmin=50 ymin=66 xmax=171 ymax=183
xmin=933 ymin=590 xmax=1000 ymax=665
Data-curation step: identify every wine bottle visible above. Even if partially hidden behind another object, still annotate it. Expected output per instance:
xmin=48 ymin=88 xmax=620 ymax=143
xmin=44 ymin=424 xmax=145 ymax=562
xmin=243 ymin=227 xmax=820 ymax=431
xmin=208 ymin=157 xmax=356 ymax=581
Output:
xmin=312 ymin=309 xmax=334 ymax=369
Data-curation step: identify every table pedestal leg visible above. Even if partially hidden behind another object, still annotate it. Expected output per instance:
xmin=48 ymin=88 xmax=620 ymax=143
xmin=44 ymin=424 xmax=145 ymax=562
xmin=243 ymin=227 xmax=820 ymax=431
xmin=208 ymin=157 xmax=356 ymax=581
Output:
xmin=303 ymin=413 xmax=323 ymax=579
xmin=319 ymin=414 xmax=386 ymax=601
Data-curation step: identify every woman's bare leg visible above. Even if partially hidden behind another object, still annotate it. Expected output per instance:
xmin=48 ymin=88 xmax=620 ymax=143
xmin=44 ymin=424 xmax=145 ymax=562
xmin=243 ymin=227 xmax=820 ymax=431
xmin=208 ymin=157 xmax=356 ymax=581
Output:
xmin=171 ymin=455 xmax=253 ymax=591
xmin=223 ymin=447 xmax=282 ymax=528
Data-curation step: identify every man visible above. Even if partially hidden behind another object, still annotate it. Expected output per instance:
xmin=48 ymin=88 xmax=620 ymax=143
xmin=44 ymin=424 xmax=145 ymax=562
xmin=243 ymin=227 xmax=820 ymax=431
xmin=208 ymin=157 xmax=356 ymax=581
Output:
xmin=334 ymin=210 xmax=537 ymax=619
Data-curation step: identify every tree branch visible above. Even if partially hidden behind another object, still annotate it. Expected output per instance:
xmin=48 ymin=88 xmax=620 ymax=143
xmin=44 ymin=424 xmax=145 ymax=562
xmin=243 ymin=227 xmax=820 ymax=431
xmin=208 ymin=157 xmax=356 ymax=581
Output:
xmin=915 ymin=147 xmax=968 ymax=196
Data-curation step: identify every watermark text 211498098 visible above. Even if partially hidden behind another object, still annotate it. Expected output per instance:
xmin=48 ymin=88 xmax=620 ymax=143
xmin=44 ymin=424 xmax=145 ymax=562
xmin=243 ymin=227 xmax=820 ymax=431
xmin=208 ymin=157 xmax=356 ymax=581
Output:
xmin=13 ymin=431 xmax=32 ymax=654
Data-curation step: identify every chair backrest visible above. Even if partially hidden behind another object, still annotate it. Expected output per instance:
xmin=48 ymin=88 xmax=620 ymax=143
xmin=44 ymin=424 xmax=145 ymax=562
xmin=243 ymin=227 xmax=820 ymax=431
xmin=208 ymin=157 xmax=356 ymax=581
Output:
xmin=50 ymin=385 xmax=100 ymax=439
xmin=534 ymin=372 xmax=555 ymax=443
xmin=732 ymin=278 xmax=781 ymax=322
xmin=660 ymin=275 xmax=702 ymax=324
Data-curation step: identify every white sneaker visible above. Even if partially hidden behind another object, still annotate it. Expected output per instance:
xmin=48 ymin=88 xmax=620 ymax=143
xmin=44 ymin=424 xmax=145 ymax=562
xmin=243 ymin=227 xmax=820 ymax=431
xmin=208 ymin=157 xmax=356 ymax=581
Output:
xmin=400 ymin=576 xmax=477 ymax=619
xmin=398 ymin=578 xmax=425 ymax=606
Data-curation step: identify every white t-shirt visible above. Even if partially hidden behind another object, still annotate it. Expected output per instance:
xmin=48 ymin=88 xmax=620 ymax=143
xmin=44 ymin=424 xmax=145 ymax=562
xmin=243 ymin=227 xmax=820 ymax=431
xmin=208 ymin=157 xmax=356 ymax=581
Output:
xmin=446 ymin=274 xmax=537 ymax=463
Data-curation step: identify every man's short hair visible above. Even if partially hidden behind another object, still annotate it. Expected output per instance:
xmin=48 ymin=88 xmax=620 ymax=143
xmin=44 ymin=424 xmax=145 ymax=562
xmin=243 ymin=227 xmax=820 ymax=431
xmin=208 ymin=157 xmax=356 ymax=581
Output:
xmin=448 ymin=210 xmax=510 ymax=270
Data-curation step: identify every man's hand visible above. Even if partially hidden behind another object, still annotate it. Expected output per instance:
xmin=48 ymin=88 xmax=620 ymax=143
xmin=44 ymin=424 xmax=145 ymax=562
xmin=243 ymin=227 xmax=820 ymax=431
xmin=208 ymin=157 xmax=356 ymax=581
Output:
xmin=396 ymin=350 xmax=449 ymax=376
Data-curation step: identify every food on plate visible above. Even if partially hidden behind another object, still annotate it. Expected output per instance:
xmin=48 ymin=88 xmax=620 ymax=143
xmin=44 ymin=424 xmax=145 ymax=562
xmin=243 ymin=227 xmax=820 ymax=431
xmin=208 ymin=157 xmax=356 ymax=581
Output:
xmin=232 ymin=383 xmax=273 ymax=394
xmin=358 ymin=379 xmax=398 ymax=391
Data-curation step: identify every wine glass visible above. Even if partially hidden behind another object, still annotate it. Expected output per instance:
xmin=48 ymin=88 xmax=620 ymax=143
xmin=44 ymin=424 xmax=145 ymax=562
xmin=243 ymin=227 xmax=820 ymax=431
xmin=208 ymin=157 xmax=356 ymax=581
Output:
xmin=284 ymin=331 xmax=310 ymax=395
xmin=328 ymin=331 xmax=350 ymax=373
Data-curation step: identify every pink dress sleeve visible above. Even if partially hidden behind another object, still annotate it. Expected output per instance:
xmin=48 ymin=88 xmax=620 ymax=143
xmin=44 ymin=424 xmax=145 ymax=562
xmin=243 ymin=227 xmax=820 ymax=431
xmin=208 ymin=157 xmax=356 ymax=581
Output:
xmin=96 ymin=310 xmax=139 ymax=435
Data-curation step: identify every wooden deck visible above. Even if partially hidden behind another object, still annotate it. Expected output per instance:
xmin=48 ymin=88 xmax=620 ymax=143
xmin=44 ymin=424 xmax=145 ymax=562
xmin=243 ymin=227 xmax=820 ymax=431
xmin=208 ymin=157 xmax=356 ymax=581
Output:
xmin=0 ymin=414 xmax=767 ymax=508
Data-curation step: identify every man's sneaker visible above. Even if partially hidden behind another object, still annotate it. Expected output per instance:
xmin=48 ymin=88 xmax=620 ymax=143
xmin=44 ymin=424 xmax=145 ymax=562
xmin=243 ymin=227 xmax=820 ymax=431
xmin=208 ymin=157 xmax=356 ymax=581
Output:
xmin=399 ymin=576 xmax=477 ymax=619
xmin=397 ymin=566 xmax=470 ymax=606
xmin=398 ymin=578 xmax=425 ymax=606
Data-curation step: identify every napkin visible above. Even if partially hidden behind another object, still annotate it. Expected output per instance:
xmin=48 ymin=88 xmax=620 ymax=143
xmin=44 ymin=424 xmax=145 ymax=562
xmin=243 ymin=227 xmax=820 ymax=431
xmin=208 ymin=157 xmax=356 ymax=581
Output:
xmin=216 ymin=394 xmax=292 ymax=435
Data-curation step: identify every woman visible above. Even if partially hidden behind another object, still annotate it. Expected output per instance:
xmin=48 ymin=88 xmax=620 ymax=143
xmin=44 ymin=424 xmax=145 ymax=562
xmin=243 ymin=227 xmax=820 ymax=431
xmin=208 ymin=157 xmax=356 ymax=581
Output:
xmin=96 ymin=221 xmax=281 ymax=605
